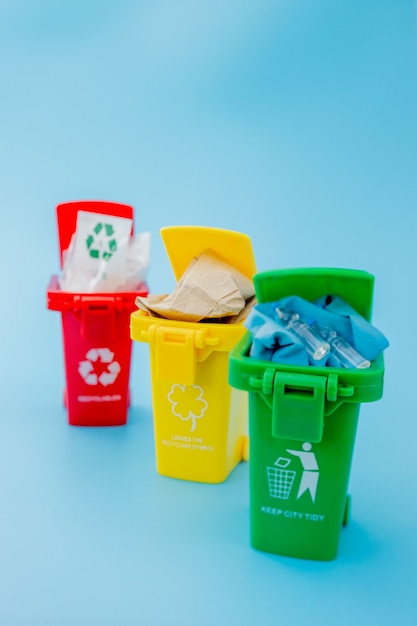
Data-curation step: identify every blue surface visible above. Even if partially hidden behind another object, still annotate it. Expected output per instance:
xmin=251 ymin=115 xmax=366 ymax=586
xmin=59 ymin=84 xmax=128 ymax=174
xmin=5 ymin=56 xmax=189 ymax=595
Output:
xmin=1 ymin=1 xmax=416 ymax=624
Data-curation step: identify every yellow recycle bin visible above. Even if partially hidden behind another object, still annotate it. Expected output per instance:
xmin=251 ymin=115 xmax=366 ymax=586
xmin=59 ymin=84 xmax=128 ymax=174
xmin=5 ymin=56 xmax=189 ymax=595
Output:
xmin=130 ymin=226 xmax=257 ymax=483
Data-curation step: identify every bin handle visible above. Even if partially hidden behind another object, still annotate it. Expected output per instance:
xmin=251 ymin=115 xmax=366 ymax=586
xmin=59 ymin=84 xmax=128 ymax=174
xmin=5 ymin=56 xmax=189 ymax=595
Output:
xmin=338 ymin=384 xmax=354 ymax=397
xmin=194 ymin=330 xmax=219 ymax=349
xmin=248 ymin=375 xmax=264 ymax=390
xmin=141 ymin=325 xmax=219 ymax=350
xmin=248 ymin=371 xmax=355 ymax=401
xmin=72 ymin=295 xmax=124 ymax=313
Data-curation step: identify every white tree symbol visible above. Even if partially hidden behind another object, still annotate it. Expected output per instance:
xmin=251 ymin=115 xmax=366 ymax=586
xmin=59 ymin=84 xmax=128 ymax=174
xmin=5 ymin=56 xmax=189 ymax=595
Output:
xmin=168 ymin=384 xmax=208 ymax=432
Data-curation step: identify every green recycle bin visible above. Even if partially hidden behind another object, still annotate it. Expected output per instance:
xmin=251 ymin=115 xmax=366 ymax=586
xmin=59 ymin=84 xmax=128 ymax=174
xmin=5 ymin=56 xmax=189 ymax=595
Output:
xmin=228 ymin=268 xmax=385 ymax=561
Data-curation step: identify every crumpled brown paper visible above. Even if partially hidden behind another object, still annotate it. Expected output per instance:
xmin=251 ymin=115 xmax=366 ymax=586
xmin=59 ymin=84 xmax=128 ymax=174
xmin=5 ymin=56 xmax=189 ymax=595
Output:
xmin=135 ymin=248 xmax=255 ymax=322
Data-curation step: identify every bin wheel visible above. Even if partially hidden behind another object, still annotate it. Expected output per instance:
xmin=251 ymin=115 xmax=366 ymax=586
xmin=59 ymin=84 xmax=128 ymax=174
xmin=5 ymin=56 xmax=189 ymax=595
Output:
xmin=343 ymin=494 xmax=351 ymax=527
xmin=242 ymin=436 xmax=250 ymax=462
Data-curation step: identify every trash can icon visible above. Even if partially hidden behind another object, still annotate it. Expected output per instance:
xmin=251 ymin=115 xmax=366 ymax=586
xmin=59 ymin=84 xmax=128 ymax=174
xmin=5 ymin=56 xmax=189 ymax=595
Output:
xmin=130 ymin=226 xmax=257 ymax=483
xmin=47 ymin=200 xmax=148 ymax=427
xmin=267 ymin=458 xmax=296 ymax=500
xmin=229 ymin=268 xmax=385 ymax=560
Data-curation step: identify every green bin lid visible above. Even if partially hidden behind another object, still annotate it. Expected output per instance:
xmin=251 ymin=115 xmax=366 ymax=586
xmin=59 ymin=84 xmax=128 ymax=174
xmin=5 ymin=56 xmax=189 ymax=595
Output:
xmin=253 ymin=267 xmax=375 ymax=321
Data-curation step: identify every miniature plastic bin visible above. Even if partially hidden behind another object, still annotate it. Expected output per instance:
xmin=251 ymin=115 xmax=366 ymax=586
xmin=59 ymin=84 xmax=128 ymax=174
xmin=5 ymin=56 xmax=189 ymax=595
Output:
xmin=229 ymin=268 xmax=385 ymax=560
xmin=47 ymin=200 xmax=148 ymax=427
xmin=130 ymin=226 xmax=257 ymax=483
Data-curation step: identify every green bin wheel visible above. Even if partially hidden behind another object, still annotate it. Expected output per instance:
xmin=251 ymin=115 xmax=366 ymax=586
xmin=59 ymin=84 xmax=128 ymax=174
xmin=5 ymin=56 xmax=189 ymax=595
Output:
xmin=343 ymin=494 xmax=351 ymax=526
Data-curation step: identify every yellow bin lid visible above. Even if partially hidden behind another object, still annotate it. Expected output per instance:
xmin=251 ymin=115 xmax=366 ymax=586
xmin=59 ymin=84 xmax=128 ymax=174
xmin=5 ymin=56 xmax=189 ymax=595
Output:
xmin=160 ymin=225 xmax=257 ymax=280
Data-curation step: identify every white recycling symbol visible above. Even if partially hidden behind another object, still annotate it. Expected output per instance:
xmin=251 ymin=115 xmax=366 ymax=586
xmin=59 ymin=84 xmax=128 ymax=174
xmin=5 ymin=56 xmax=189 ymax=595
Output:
xmin=78 ymin=348 xmax=121 ymax=386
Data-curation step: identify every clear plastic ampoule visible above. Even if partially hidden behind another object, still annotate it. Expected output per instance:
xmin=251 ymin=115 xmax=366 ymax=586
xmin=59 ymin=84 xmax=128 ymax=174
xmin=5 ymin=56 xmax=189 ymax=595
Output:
xmin=275 ymin=306 xmax=330 ymax=360
xmin=315 ymin=325 xmax=371 ymax=369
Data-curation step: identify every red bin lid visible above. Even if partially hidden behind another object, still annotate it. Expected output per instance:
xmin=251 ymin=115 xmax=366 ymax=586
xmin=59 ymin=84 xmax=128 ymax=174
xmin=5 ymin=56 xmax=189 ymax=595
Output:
xmin=56 ymin=200 xmax=134 ymax=268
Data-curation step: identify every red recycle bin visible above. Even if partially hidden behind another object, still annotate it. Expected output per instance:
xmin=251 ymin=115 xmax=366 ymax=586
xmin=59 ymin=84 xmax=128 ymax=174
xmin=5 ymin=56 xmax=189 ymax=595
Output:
xmin=47 ymin=200 xmax=148 ymax=426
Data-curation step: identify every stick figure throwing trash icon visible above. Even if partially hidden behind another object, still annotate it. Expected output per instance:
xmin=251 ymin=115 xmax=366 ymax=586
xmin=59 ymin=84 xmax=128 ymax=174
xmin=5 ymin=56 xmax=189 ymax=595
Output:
xmin=287 ymin=442 xmax=319 ymax=503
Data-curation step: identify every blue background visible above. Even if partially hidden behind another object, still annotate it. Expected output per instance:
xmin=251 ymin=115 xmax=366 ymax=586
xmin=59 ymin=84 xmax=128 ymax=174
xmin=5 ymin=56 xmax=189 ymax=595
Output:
xmin=1 ymin=1 xmax=416 ymax=624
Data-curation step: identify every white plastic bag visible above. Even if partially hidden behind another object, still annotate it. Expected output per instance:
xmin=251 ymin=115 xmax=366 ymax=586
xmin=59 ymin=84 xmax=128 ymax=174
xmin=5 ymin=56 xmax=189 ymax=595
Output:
xmin=59 ymin=211 xmax=150 ymax=293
